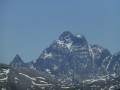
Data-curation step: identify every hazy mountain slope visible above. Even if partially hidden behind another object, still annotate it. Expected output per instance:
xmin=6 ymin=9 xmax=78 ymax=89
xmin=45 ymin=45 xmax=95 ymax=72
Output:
xmin=0 ymin=63 xmax=61 ymax=90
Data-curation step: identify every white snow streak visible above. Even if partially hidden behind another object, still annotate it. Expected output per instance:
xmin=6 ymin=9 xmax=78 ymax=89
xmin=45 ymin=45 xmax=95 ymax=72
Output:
xmin=32 ymin=81 xmax=52 ymax=86
xmin=88 ymin=45 xmax=95 ymax=59
xmin=36 ymin=77 xmax=45 ymax=80
xmin=106 ymin=56 xmax=112 ymax=71
xmin=19 ymin=73 xmax=36 ymax=81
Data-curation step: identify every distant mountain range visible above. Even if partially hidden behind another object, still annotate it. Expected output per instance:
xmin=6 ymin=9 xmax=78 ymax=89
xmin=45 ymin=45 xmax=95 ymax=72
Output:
xmin=2 ymin=31 xmax=120 ymax=89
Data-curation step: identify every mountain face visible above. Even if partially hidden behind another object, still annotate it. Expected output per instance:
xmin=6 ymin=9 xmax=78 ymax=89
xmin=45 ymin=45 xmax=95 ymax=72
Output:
xmin=0 ymin=63 xmax=62 ymax=90
xmin=9 ymin=54 xmax=28 ymax=68
xmin=102 ymin=52 xmax=120 ymax=75
xmin=9 ymin=31 xmax=120 ymax=85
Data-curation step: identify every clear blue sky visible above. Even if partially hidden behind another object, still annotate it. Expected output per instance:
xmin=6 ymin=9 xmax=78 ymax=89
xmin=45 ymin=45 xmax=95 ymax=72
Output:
xmin=0 ymin=0 xmax=120 ymax=64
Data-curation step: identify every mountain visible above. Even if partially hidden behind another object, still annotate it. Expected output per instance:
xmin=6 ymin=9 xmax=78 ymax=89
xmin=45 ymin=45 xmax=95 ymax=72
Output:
xmin=1 ymin=63 xmax=120 ymax=90
xmin=0 ymin=63 xmax=62 ymax=90
xmin=9 ymin=54 xmax=28 ymax=68
xmin=102 ymin=52 xmax=120 ymax=75
xmin=9 ymin=31 xmax=120 ymax=85
xmin=66 ymin=76 xmax=120 ymax=90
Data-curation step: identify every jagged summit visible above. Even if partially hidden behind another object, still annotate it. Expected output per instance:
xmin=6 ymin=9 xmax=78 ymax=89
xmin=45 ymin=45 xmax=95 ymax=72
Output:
xmin=59 ymin=31 xmax=86 ymax=42
xmin=59 ymin=31 xmax=74 ymax=42
xmin=13 ymin=54 xmax=23 ymax=63
xmin=9 ymin=54 xmax=27 ymax=67
xmin=60 ymin=31 xmax=73 ymax=37
xmin=14 ymin=54 xmax=21 ymax=59
xmin=39 ymin=31 xmax=89 ymax=60
xmin=56 ymin=31 xmax=87 ymax=49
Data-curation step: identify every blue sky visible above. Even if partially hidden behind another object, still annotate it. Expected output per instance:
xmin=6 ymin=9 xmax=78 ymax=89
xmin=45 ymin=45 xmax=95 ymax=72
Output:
xmin=0 ymin=0 xmax=120 ymax=64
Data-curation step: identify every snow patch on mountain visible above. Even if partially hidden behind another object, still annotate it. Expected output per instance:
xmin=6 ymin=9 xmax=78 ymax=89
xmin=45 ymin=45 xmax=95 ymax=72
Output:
xmin=56 ymin=40 xmax=64 ymax=46
xmin=56 ymin=39 xmax=73 ymax=49
xmin=106 ymin=56 xmax=113 ymax=71
xmin=41 ymin=50 xmax=53 ymax=59
xmin=66 ymin=42 xmax=73 ymax=49
xmin=53 ymin=65 xmax=58 ymax=70
xmin=76 ymin=34 xmax=82 ymax=38
xmin=44 ymin=53 xmax=52 ymax=59
xmin=88 ymin=45 xmax=95 ymax=59
xmin=111 ymin=73 xmax=116 ymax=77
xmin=36 ymin=77 xmax=45 ymax=80
xmin=83 ymin=77 xmax=106 ymax=84
xmin=46 ymin=69 xmax=51 ymax=74
xmin=0 ymin=69 xmax=10 ymax=81
xmin=19 ymin=73 xmax=36 ymax=81
xmin=15 ymin=77 xmax=19 ymax=80
xmin=33 ymin=60 xmax=36 ymax=63
xmin=32 ymin=81 xmax=52 ymax=87
xmin=3 ymin=69 xmax=10 ymax=75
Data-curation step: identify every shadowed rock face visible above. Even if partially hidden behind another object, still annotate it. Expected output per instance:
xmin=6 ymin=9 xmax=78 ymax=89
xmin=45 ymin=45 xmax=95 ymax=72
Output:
xmin=9 ymin=31 xmax=120 ymax=84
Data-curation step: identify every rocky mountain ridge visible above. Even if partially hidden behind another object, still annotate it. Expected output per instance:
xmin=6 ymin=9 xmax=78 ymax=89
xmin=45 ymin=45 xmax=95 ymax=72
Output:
xmin=9 ymin=31 xmax=120 ymax=84
xmin=0 ymin=63 xmax=62 ymax=90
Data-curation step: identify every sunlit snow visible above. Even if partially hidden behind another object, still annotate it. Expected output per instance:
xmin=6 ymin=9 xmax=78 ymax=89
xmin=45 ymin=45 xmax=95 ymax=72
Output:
xmin=76 ymin=34 xmax=82 ymax=38
xmin=88 ymin=45 xmax=95 ymax=59
xmin=56 ymin=39 xmax=73 ymax=49
xmin=0 ymin=69 xmax=10 ymax=81
xmin=19 ymin=73 xmax=36 ymax=81
xmin=66 ymin=42 xmax=73 ymax=49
